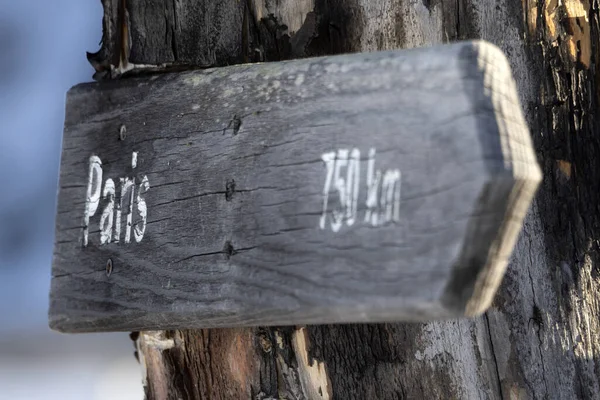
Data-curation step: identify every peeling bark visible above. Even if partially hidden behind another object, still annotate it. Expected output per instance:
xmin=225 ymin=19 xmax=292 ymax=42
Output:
xmin=90 ymin=0 xmax=600 ymax=398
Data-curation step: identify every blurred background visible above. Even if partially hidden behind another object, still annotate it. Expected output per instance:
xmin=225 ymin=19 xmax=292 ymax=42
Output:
xmin=0 ymin=1 xmax=143 ymax=398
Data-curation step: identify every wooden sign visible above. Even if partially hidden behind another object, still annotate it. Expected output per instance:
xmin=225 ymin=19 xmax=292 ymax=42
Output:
xmin=50 ymin=41 xmax=541 ymax=333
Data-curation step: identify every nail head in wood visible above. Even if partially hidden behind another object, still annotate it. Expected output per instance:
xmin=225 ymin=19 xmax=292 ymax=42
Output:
xmin=106 ymin=258 xmax=113 ymax=277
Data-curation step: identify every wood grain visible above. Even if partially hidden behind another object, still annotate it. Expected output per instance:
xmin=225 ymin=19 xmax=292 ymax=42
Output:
xmin=50 ymin=40 xmax=541 ymax=333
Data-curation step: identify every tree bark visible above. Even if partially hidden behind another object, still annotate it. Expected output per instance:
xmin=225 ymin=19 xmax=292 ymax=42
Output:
xmin=93 ymin=0 xmax=600 ymax=398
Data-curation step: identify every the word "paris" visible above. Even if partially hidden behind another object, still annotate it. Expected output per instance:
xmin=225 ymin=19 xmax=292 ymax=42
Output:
xmin=83 ymin=152 xmax=150 ymax=246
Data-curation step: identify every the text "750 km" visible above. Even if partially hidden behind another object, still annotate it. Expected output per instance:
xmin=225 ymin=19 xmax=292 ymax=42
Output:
xmin=320 ymin=148 xmax=402 ymax=232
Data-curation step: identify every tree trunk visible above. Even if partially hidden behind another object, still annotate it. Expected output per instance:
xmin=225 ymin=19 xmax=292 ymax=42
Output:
xmin=94 ymin=0 xmax=600 ymax=398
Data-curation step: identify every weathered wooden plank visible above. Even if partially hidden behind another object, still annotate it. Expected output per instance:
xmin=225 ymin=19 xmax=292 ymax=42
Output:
xmin=50 ymin=40 xmax=541 ymax=333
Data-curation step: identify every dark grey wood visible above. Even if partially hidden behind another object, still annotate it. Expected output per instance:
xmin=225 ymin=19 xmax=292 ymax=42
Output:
xmin=50 ymin=40 xmax=541 ymax=333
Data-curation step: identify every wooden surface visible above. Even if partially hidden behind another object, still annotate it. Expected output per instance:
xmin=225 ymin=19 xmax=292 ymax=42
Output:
xmin=50 ymin=40 xmax=540 ymax=333
xmin=75 ymin=1 xmax=600 ymax=399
